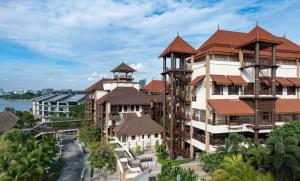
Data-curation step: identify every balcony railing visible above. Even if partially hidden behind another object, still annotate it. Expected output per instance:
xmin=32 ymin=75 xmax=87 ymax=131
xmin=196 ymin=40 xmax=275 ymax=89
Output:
xmin=207 ymin=119 xmax=254 ymax=126
xmin=193 ymin=133 xmax=205 ymax=143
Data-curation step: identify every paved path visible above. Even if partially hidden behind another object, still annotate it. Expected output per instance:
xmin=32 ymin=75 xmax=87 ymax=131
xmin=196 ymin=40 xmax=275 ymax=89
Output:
xmin=58 ymin=138 xmax=84 ymax=181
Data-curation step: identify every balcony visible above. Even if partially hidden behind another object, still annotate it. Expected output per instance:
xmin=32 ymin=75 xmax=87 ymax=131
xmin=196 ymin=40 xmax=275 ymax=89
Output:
xmin=207 ymin=119 xmax=254 ymax=126
xmin=192 ymin=133 xmax=205 ymax=143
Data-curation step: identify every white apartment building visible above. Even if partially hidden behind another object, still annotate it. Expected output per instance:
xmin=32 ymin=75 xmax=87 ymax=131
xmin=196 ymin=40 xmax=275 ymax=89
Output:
xmin=32 ymin=94 xmax=85 ymax=122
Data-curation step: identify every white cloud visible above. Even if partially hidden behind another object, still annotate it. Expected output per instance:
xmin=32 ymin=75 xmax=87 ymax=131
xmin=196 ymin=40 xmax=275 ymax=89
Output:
xmin=87 ymin=72 xmax=107 ymax=82
xmin=0 ymin=0 xmax=300 ymax=90
xmin=130 ymin=63 xmax=145 ymax=71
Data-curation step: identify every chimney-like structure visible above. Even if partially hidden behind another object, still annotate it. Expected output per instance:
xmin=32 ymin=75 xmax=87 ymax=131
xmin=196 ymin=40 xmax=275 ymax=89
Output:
xmin=160 ymin=35 xmax=196 ymax=159
xmin=237 ymin=25 xmax=283 ymax=140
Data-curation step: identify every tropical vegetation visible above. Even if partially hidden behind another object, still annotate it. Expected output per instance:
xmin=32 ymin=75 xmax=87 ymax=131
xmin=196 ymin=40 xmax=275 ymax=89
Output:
xmin=0 ymin=129 xmax=59 ymax=181
xmin=198 ymin=121 xmax=300 ymax=181
xmin=87 ymin=139 xmax=116 ymax=172
xmin=1 ymin=92 xmax=43 ymax=100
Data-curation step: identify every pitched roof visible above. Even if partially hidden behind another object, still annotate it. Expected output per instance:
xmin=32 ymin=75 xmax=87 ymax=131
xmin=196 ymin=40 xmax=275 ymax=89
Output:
xmin=0 ymin=112 xmax=19 ymax=133
xmin=276 ymin=99 xmax=300 ymax=114
xmin=276 ymin=77 xmax=294 ymax=87
xmin=96 ymin=87 xmax=150 ymax=105
xmin=85 ymin=78 xmax=112 ymax=92
xmin=114 ymin=113 xmax=163 ymax=136
xmin=208 ymin=99 xmax=254 ymax=116
xmin=143 ymin=80 xmax=165 ymax=94
xmin=237 ymin=26 xmax=283 ymax=49
xmin=286 ymin=77 xmax=300 ymax=87
xmin=190 ymin=76 xmax=205 ymax=86
xmin=111 ymin=63 xmax=136 ymax=73
xmin=196 ymin=28 xmax=300 ymax=60
xmin=160 ymin=35 xmax=196 ymax=57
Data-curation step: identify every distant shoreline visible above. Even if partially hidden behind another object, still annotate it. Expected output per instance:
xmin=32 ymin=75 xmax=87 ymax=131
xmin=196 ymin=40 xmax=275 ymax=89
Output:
xmin=0 ymin=98 xmax=33 ymax=102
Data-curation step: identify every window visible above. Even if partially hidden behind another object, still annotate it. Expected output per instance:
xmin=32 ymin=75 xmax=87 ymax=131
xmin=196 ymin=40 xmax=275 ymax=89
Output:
xmin=287 ymin=86 xmax=296 ymax=95
xmin=131 ymin=136 xmax=135 ymax=140
xmin=136 ymin=105 xmax=139 ymax=111
xmin=131 ymin=105 xmax=135 ymax=112
xmin=228 ymin=85 xmax=239 ymax=95
xmin=142 ymin=135 xmax=144 ymax=139
xmin=117 ymin=106 xmax=122 ymax=112
xmin=276 ymin=86 xmax=283 ymax=95
xmin=212 ymin=82 xmax=223 ymax=95
xmin=124 ymin=106 xmax=128 ymax=112
xmin=155 ymin=134 xmax=158 ymax=138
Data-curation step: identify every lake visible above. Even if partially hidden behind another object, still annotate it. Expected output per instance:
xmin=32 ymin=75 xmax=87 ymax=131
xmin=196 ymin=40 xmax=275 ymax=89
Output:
xmin=0 ymin=98 xmax=32 ymax=112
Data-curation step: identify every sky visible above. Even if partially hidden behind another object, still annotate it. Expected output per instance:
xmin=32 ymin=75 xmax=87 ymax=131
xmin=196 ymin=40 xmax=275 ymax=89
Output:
xmin=0 ymin=0 xmax=300 ymax=91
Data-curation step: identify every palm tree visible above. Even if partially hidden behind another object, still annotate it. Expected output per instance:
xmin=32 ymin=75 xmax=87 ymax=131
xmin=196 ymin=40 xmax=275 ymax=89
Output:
xmin=212 ymin=155 xmax=274 ymax=181
xmin=265 ymin=129 xmax=300 ymax=181
xmin=216 ymin=133 xmax=246 ymax=155
xmin=245 ymin=142 xmax=268 ymax=170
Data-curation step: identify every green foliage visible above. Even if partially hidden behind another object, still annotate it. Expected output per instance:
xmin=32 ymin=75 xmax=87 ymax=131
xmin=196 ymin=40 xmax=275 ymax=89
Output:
xmin=212 ymin=155 xmax=274 ymax=181
xmin=158 ymin=161 xmax=196 ymax=181
xmin=2 ymin=92 xmax=43 ymax=100
xmin=155 ymin=143 xmax=167 ymax=160
xmin=87 ymin=139 xmax=116 ymax=172
xmin=0 ymin=129 xmax=59 ymax=180
xmin=78 ymin=122 xmax=100 ymax=144
xmin=69 ymin=104 xmax=85 ymax=119
xmin=264 ymin=122 xmax=300 ymax=181
xmin=135 ymin=145 xmax=143 ymax=155
xmin=197 ymin=151 xmax=224 ymax=173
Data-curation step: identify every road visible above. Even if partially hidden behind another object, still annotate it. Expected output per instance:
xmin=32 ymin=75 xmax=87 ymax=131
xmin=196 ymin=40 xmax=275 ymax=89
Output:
xmin=57 ymin=138 xmax=84 ymax=181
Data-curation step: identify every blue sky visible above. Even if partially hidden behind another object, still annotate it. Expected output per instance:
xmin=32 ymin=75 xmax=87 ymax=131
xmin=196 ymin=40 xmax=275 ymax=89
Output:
xmin=0 ymin=0 xmax=300 ymax=91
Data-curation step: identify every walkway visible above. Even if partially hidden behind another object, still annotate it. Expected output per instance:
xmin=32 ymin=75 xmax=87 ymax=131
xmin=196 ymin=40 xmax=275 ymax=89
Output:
xmin=57 ymin=138 xmax=84 ymax=181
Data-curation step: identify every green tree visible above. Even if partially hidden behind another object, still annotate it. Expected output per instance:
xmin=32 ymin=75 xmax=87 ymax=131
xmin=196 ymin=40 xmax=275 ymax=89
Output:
xmin=265 ymin=128 xmax=300 ymax=181
xmin=78 ymin=122 xmax=100 ymax=144
xmin=88 ymin=139 xmax=116 ymax=172
xmin=212 ymin=155 xmax=274 ymax=181
xmin=69 ymin=104 xmax=85 ymax=119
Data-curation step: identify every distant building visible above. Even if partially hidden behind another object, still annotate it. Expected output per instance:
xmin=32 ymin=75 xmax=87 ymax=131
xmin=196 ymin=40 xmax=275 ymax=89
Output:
xmin=0 ymin=112 xmax=19 ymax=134
xmin=32 ymin=93 xmax=85 ymax=122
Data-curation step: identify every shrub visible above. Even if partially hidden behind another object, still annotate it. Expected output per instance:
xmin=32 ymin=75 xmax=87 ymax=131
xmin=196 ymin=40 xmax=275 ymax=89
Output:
xmin=135 ymin=145 xmax=143 ymax=155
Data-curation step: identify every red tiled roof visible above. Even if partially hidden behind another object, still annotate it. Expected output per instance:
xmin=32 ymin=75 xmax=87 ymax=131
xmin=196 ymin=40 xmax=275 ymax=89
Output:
xmin=114 ymin=113 xmax=163 ymax=136
xmin=227 ymin=75 xmax=247 ymax=85
xmin=286 ymin=77 xmax=300 ymax=87
xmin=237 ymin=26 xmax=283 ymax=48
xmin=276 ymin=77 xmax=294 ymax=87
xmin=96 ymin=87 xmax=150 ymax=105
xmin=143 ymin=80 xmax=165 ymax=94
xmin=85 ymin=78 xmax=112 ymax=92
xmin=211 ymin=75 xmax=232 ymax=85
xmin=208 ymin=99 xmax=254 ymax=116
xmin=111 ymin=63 xmax=136 ymax=73
xmin=160 ymin=35 xmax=197 ymax=57
xmin=276 ymin=99 xmax=300 ymax=114
xmin=196 ymin=28 xmax=300 ymax=60
xmin=260 ymin=77 xmax=272 ymax=86
xmin=190 ymin=76 xmax=205 ymax=86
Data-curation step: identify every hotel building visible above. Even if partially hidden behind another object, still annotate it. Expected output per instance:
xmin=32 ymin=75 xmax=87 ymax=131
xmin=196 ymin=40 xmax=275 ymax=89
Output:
xmin=85 ymin=63 xmax=164 ymax=148
xmin=160 ymin=25 xmax=300 ymax=158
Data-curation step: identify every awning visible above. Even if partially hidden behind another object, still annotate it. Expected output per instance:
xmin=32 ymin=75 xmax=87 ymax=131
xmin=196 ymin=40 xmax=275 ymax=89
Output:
xmin=190 ymin=75 xmax=205 ymax=86
xmin=276 ymin=99 xmax=300 ymax=114
xmin=276 ymin=77 xmax=294 ymax=87
xmin=211 ymin=75 xmax=232 ymax=85
xmin=208 ymin=99 xmax=254 ymax=116
xmin=227 ymin=75 xmax=247 ymax=86
xmin=286 ymin=78 xmax=300 ymax=87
